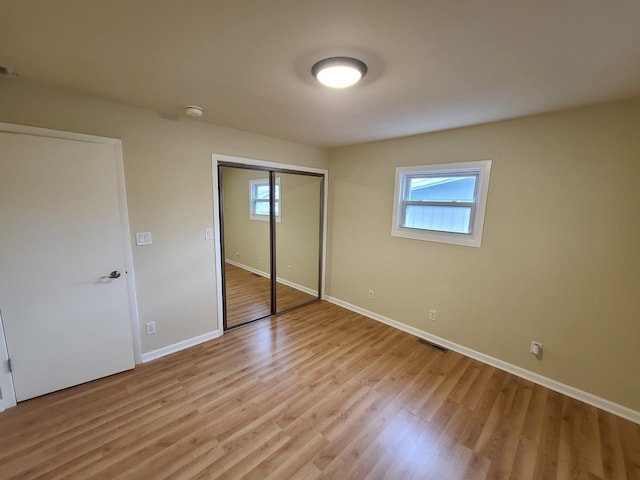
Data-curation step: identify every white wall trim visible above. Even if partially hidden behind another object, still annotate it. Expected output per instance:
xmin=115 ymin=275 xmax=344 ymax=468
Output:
xmin=0 ymin=122 xmax=142 ymax=411
xmin=0 ymin=310 xmax=17 ymax=412
xmin=325 ymin=295 xmax=640 ymax=425
xmin=213 ymin=153 xmax=328 ymax=176
xmin=112 ymin=139 xmax=143 ymax=365
xmin=225 ymin=259 xmax=319 ymax=296
xmin=211 ymin=160 xmax=225 ymax=334
xmin=0 ymin=122 xmax=122 ymax=145
xmin=224 ymin=258 xmax=268 ymax=278
xmin=141 ymin=330 xmax=222 ymax=363
xmin=277 ymin=277 xmax=318 ymax=297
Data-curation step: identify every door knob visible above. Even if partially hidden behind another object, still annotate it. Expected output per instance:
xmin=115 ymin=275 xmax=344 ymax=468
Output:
xmin=101 ymin=271 xmax=121 ymax=279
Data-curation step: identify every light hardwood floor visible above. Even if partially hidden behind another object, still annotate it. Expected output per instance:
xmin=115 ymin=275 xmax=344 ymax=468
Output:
xmin=224 ymin=262 xmax=317 ymax=328
xmin=0 ymin=301 xmax=638 ymax=479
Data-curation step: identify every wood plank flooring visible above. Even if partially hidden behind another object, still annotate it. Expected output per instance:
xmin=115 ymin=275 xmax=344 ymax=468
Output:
xmin=224 ymin=263 xmax=317 ymax=328
xmin=0 ymin=301 xmax=638 ymax=479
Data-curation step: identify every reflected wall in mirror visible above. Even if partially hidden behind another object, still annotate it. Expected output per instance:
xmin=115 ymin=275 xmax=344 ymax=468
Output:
xmin=275 ymin=173 xmax=322 ymax=313
xmin=220 ymin=166 xmax=271 ymax=328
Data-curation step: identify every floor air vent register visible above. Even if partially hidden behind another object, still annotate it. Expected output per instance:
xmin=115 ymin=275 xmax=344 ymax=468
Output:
xmin=417 ymin=338 xmax=448 ymax=353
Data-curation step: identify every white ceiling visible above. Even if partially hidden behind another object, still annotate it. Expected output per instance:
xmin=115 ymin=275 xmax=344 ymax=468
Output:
xmin=2 ymin=0 xmax=640 ymax=147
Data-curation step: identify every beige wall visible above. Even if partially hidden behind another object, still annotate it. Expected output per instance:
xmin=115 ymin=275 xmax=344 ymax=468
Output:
xmin=326 ymin=98 xmax=640 ymax=411
xmin=221 ymin=167 xmax=271 ymax=273
xmin=0 ymin=79 xmax=327 ymax=354
xmin=221 ymin=167 xmax=321 ymax=291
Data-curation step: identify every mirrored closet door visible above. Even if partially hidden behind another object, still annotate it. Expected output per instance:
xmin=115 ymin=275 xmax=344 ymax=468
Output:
xmin=219 ymin=166 xmax=272 ymax=327
xmin=218 ymin=163 xmax=324 ymax=330
xmin=275 ymin=172 xmax=322 ymax=314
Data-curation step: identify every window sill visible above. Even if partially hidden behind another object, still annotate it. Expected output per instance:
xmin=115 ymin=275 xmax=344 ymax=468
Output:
xmin=391 ymin=226 xmax=483 ymax=247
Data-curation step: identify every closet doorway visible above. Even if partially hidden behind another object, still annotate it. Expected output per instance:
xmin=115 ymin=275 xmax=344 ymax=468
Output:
xmin=213 ymin=155 xmax=326 ymax=330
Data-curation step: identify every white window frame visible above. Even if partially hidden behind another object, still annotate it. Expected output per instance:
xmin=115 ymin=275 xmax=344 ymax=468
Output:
xmin=249 ymin=178 xmax=281 ymax=222
xmin=391 ymin=160 xmax=492 ymax=247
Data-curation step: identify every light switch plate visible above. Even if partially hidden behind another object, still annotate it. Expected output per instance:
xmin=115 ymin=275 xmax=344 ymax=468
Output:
xmin=205 ymin=228 xmax=214 ymax=240
xmin=136 ymin=232 xmax=152 ymax=246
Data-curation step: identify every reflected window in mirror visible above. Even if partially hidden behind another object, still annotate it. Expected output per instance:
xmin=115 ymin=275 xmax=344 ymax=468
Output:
xmin=249 ymin=178 xmax=281 ymax=222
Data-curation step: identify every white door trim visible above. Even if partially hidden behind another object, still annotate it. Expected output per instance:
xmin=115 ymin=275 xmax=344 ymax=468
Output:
xmin=0 ymin=309 xmax=15 ymax=412
xmin=211 ymin=153 xmax=329 ymax=333
xmin=0 ymin=123 xmax=142 ymax=412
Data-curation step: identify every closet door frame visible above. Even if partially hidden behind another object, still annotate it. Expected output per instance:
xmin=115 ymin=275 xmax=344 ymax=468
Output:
xmin=212 ymin=154 xmax=328 ymax=332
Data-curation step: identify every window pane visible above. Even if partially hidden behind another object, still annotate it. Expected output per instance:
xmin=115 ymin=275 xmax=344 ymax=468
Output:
xmin=254 ymin=200 xmax=270 ymax=215
xmin=254 ymin=184 xmax=280 ymax=200
xmin=407 ymin=175 xmax=476 ymax=202
xmin=254 ymin=200 xmax=280 ymax=216
xmin=255 ymin=185 xmax=270 ymax=199
xmin=403 ymin=205 xmax=472 ymax=233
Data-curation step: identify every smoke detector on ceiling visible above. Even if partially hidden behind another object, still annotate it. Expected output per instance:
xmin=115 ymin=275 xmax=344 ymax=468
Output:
xmin=184 ymin=105 xmax=204 ymax=117
xmin=0 ymin=65 xmax=18 ymax=79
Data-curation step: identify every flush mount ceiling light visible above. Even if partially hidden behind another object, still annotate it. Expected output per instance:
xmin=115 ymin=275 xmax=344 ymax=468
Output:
xmin=311 ymin=57 xmax=368 ymax=89
xmin=184 ymin=105 xmax=204 ymax=117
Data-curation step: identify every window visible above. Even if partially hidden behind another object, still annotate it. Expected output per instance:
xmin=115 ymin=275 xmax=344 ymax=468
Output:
xmin=250 ymin=178 xmax=280 ymax=221
xmin=391 ymin=160 xmax=491 ymax=247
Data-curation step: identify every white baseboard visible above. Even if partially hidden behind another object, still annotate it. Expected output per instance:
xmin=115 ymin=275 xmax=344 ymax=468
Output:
xmin=276 ymin=277 xmax=318 ymax=297
xmin=141 ymin=330 xmax=222 ymax=363
xmin=225 ymin=259 xmax=318 ymax=296
xmin=325 ymin=296 xmax=640 ymax=425
xmin=225 ymin=258 xmax=266 ymax=277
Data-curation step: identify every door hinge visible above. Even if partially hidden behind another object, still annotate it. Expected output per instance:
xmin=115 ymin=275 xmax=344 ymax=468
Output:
xmin=7 ymin=358 xmax=12 ymax=373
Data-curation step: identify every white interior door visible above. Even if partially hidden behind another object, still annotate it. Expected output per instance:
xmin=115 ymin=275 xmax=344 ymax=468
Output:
xmin=0 ymin=131 xmax=135 ymax=402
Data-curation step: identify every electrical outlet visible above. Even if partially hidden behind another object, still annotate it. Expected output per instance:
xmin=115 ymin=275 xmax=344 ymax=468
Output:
xmin=368 ymin=289 xmax=374 ymax=300
xmin=530 ymin=341 xmax=543 ymax=358
xmin=235 ymin=251 xmax=240 ymax=257
xmin=146 ymin=321 xmax=156 ymax=335
xmin=428 ymin=309 xmax=437 ymax=321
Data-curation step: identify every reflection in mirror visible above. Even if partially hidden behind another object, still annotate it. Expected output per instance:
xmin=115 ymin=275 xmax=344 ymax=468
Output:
xmin=275 ymin=173 xmax=322 ymax=313
xmin=220 ymin=166 xmax=272 ymax=328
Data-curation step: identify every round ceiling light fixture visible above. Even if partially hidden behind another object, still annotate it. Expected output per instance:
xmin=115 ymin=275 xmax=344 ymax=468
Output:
xmin=311 ymin=57 xmax=368 ymax=89
xmin=184 ymin=105 xmax=204 ymax=117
